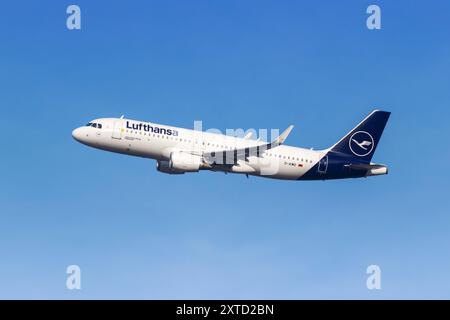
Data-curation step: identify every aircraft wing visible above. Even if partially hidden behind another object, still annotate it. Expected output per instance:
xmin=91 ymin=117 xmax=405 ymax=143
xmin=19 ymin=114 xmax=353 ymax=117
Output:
xmin=202 ymin=125 xmax=294 ymax=166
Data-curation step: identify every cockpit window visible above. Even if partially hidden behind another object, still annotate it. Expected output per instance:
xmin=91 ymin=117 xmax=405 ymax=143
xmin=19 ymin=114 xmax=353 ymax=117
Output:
xmin=85 ymin=122 xmax=102 ymax=129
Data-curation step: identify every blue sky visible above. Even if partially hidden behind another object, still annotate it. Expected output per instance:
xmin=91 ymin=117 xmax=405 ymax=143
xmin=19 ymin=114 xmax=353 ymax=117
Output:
xmin=0 ymin=1 xmax=449 ymax=299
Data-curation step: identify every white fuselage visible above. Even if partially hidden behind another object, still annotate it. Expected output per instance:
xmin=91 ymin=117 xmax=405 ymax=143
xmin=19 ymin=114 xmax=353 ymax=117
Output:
xmin=72 ymin=117 xmax=325 ymax=180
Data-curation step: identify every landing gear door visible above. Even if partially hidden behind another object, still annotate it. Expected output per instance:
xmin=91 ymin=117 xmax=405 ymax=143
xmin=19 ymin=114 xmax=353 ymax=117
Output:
xmin=112 ymin=119 xmax=123 ymax=139
xmin=317 ymin=155 xmax=328 ymax=174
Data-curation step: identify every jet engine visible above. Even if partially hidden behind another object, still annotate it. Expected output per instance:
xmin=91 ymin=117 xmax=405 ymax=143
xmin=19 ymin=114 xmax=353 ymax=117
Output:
xmin=156 ymin=152 xmax=203 ymax=174
xmin=156 ymin=160 xmax=184 ymax=174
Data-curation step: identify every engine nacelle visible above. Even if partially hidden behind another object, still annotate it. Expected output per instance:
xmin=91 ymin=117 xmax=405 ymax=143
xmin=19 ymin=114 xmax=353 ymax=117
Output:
xmin=169 ymin=151 xmax=202 ymax=172
xmin=156 ymin=160 xmax=184 ymax=174
xmin=156 ymin=152 xmax=202 ymax=174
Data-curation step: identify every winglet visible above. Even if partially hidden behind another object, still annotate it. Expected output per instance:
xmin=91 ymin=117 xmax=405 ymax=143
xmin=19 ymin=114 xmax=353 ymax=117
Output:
xmin=272 ymin=125 xmax=294 ymax=147
xmin=277 ymin=125 xmax=294 ymax=144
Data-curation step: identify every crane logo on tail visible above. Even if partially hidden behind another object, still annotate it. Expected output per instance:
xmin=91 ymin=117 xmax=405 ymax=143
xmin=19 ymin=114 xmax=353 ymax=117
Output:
xmin=352 ymin=139 xmax=372 ymax=150
xmin=349 ymin=131 xmax=374 ymax=157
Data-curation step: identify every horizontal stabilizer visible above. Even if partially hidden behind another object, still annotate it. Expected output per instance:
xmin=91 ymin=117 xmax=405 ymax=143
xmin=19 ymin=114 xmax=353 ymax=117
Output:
xmin=344 ymin=163 xmax=388 ymax=176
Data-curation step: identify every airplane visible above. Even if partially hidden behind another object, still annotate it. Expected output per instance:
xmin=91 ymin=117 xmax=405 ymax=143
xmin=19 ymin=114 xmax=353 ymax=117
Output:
xmin=72 ymin=110 xmax=391 ymax=181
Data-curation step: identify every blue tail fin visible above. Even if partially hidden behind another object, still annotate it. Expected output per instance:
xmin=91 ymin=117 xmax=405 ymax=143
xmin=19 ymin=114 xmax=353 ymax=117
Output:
xmin=330 ymin=110 xmax=391 ymax=163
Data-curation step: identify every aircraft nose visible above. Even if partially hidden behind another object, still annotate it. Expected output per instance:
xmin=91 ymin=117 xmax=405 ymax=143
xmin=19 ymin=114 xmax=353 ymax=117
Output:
xmin=72 ymin=127 xmax=83 ymax=142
